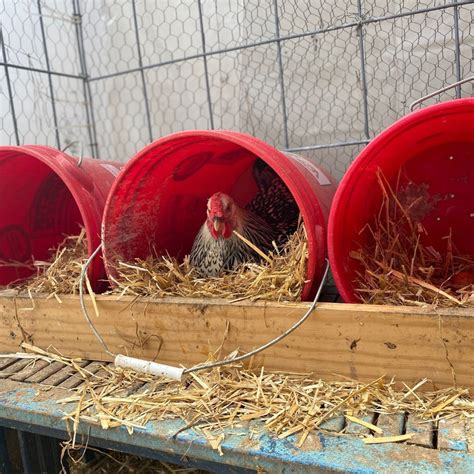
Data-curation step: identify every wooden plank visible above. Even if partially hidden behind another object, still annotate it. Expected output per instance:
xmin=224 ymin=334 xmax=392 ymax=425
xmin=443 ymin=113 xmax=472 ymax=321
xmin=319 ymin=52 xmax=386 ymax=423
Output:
xmin=26 ymin=361 xmax=67 ymax=384
xmin=58 ymin=361 xmax=102 ymax=389
xmin=345 ymin=413 xmax=376 ymax=436
xmin=40 ymin=360 xmax=89 ymax=387
xmin=73 ymin=361 xmax=107 ymax=388
xmin=405 ymin=416 xmax=434 ymax=448
xmin=116 ymin=381 xmax=147 ymax=397
xmin=0 ymin=357 xmax=19 ymax=371
xmin=0 ymin=359 xmax=32 ymax=378
xmin=319 ymin=416 xmax=345 ymax=433
xmin=81 ymin=362 xmax=114 ymax=386
xmin=1 ymin=295 xmax=474 ymax=389
xmin=9 ymin=359 xmax=49 ymax=382
xmin=135 ymin=380 xmax=169 ymax=395
xmin=438 ymin=418 xmax=468 ymax=451
xmin=376 ymin=413 xmax=404 ymax=436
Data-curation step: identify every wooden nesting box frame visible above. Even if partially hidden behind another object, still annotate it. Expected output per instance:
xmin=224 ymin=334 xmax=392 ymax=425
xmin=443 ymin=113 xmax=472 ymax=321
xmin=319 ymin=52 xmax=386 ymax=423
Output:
xmin=0 ymin=294 xmax=473 ymax=390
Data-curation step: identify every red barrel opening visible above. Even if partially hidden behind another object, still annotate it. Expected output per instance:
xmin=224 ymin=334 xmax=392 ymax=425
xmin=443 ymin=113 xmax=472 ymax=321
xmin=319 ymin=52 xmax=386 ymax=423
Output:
xmin=328 ymin=98 xmax=474 ymax=303
xmin=102 ymin=130 xmax=337 ymax=300
xmin=0 ymin=145 xmax=122 ymax=290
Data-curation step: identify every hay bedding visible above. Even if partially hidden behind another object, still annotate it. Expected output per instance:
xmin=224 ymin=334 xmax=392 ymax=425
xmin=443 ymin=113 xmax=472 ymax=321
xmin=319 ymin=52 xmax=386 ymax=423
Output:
xmin=5 ymin=344 xmax=474 ymax=455
xmin=111 ymin=221 xmax=308 ymax=302
xmin=353 ymin=170 xmax=474 ymax=307
xmin=3 ymin=227 xmax=89 ymax=300
xmin=2 ymin=221 xmax=307 ymax=303
xmin=5 ymin=172 xmax=473 ymax=307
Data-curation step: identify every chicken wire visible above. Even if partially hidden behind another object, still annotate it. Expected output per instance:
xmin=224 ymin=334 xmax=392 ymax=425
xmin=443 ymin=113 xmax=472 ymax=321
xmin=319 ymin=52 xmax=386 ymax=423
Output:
xmin=1 ymin=0 xmax=473 ymax=180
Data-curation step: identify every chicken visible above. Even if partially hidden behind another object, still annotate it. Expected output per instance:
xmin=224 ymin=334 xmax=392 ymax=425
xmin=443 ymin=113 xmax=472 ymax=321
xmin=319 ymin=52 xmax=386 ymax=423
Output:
xmin=190 ymin=160 xmax=299 ymax=277
xmin=190 ymin=192 xmax=275 ymax=277
xmin=247 ymin=159 xmax=299 ymax=247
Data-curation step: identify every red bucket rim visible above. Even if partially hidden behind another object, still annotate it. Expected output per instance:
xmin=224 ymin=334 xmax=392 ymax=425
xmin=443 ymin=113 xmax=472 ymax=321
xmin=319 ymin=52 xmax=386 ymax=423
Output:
xmin=103 ymin=130 xmax=335 ymax=300
xmin=328 ymin=98 xmax=474 ymax=302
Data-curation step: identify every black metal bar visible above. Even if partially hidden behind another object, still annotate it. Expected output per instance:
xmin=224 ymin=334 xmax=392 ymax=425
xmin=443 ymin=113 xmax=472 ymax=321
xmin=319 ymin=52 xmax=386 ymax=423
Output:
xmin=17 ymin=431 xmax=32 ymax=474
xmin=453 ymin=0 xmax=462 ymax=98
xmin=357 ymin=0 xmax=370 ymax=139
xmin=286 ymin=139 xmax=370 ymax=152
xmin=1 ymin=418 xmax=252 ymax=474
xmin=0 ymin=428 xmax=13 ymax=474
xmin=17 ymin=431 xmax=62 ymax=474
xmin=131 ymin=0 xmax=154 ymax=143
xmin=37 ymin=0 xmax=61 ymax=149
xmin=72 ymin=0 xmax=94 ymax=157
xmin=0 ymin=61 xmax=84 ymax=79
xmin=0 ymin=28 xmax=20 ymax=145
xmin=197 ymin=0 xmax=215 ymax=129
xmin=86 ymin=1 xmax=473 ymax=83
xmin=273 ymin=0 xmax=290 ymax=149
xmin=72 ymin=0 xmax=100 ymax=158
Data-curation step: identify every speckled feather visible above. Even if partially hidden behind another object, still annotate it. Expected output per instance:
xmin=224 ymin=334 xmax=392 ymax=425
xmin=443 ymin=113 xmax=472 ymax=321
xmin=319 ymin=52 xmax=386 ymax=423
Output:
xmin=190 ymin=207 xmax=275 ymax=277
xmin=246 ymin=159 xmax=299 ymax=247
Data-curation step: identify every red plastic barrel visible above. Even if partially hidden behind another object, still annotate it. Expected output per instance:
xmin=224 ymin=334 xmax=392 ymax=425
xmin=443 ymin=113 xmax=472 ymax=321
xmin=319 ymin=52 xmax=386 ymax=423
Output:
xmin=102 ymin=130 xmax=337 ymax=300
xmin=328 ymin=98 xmax=474 ymax=303
xmin=0 ymin=145 xmax=122 ymax=290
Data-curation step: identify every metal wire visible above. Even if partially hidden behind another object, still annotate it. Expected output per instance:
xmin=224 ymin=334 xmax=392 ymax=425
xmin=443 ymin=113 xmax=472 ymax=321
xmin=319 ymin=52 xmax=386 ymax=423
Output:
xmin=78 ymin=243 xmax=114 ymax=358
xmin=183 ymin=258 xmax=330 ymax=374
xmin=409 ymin=76 xmax=474 ymax=111
xmin=78 ymin=243 xmax=329 ymax=374
xmin=1 ymin=1 xmax=472 ymax=177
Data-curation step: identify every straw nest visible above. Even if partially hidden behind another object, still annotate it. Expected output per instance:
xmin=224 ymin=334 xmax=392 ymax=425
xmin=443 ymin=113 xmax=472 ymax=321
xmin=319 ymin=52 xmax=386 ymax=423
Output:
xmin=12 ymin=344 xmax=474 ymax=454
xmin=352 ymin=170 xmax=474 ymax=307
xmin=111 ymin=220 xmax=308 ymax=302
xmin=11 ymin=228 xmax=89 ymax=300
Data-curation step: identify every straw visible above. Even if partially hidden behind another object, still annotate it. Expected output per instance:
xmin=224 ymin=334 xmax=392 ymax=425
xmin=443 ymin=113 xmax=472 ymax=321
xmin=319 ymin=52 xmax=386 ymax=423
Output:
xmin=111 ymin=221 xmax=308 ymax=303
xmin=2 ymin=220 xmax=307 ymax=303
xmin=9 ymin=228 xmax=89 ymax=297
xmin=66 ymin=445 xmax=205 ymax=473
xmin=353 ymin=170 xmax=474 ymax=307
xmin=9 ymin=344 xmax=473 ymax=453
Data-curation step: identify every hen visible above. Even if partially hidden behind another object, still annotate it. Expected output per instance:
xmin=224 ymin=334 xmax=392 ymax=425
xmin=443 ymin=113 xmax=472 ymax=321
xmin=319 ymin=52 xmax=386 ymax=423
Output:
xmin=190 ymin=160 xmax=299 ymax=277
xmin=247 ymin=158 xmax=299 ymax=246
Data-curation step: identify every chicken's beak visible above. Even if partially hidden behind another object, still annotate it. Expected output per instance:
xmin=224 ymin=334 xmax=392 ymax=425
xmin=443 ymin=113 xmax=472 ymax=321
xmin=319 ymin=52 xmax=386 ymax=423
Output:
xmin=213 ymin=217 xmax=222 ymax=233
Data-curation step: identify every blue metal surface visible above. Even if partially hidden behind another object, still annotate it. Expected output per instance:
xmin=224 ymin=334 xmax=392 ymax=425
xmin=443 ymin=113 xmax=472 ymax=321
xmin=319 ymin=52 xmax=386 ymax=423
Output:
xmin=1 ymin=383 xmax=474 ymax=473
xmin=438 ymin=425 xmax=469 ymax=452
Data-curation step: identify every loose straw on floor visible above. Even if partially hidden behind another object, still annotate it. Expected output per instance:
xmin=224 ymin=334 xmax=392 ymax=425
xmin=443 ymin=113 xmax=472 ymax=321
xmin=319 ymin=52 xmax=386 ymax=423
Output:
xmin=5 ymin=344 xmax=472 ymax=454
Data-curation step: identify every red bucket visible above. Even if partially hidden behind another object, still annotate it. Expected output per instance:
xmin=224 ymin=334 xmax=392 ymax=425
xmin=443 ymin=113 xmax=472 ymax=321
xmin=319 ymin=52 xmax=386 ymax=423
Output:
xmin=328 ymin=98 xmax=474 ymax=302
xmin=102 ymin=130 xmax=337 ymax=300
xmin=0 ymin=145 xmax=122 ymax=290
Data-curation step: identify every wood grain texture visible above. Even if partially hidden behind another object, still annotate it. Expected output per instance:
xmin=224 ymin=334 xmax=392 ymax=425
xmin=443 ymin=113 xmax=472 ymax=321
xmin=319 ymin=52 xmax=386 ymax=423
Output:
xmin=1 ymin=295 xmax=474 ymax=389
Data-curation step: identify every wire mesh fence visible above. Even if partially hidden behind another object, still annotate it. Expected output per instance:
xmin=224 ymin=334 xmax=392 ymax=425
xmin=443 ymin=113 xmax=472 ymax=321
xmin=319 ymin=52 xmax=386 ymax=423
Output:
xmin=1 ymin=0 xmax=473 ymax=179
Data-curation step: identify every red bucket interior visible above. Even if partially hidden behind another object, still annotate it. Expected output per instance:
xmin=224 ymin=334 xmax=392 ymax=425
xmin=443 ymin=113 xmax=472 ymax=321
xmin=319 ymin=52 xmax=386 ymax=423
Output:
xmin=0 ymin=149 xmax=82 ymax=285
xmin=103 ymin=131 xmax=336 ymax=300
xmin=104 ymin=136 xmax=261 ymax=263
xmin=329 ymin=98 xmax=474 ymax=302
